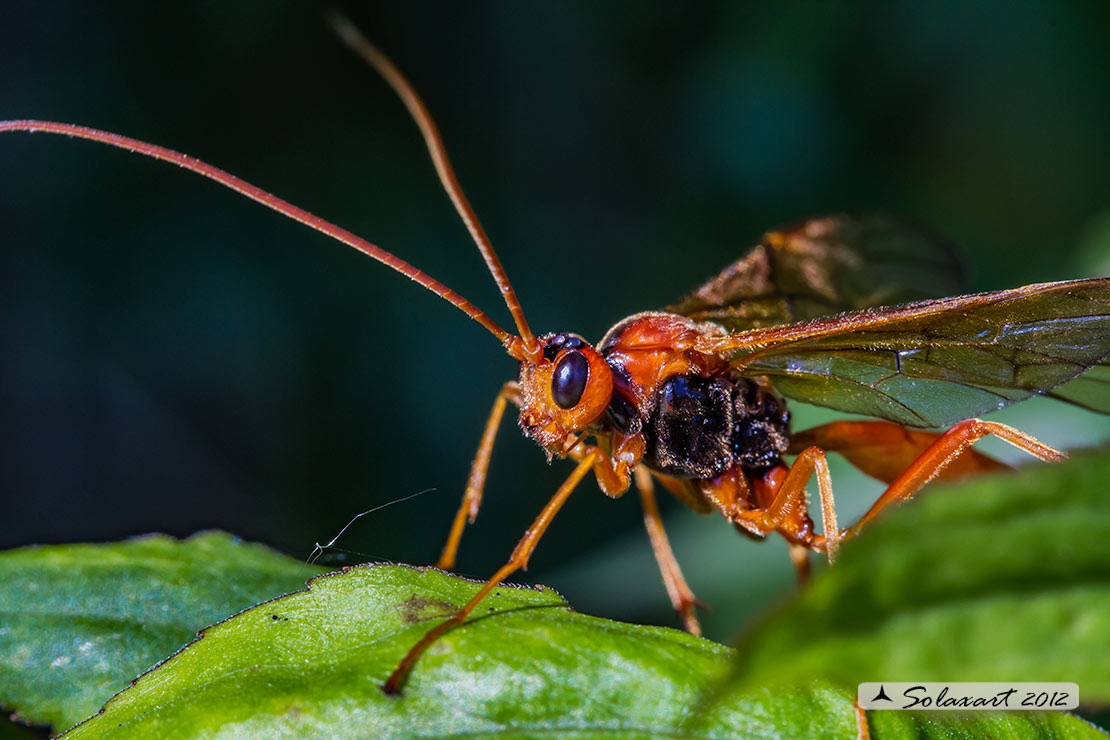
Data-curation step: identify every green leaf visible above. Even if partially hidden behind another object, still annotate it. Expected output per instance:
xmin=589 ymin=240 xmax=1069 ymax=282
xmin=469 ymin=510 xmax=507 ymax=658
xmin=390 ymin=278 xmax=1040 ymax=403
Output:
xmin=867 ymin=711 xmax=1108 ymax=740
xmin=43 ymin=563 xmax=1101 ymax=740
xmin=0 ymin=531 xmax=325 ymax=732
xmin=57 ymin=564 xmax=787 ymax=740
xmin=730 ymin=450 xmax=1110 ymax=698
xmin=2 ymin=536 xmax=1104 ymax=739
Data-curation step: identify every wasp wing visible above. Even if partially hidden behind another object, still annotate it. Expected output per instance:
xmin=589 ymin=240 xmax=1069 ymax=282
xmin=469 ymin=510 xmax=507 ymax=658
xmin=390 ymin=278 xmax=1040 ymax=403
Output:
xmin=1048 ymin=358 xmax=1110 ymax=413
xmin=708 ymin=279 xmax=1110 ymax=428
xmin=667 ymin=214 xmax=965 ymax=331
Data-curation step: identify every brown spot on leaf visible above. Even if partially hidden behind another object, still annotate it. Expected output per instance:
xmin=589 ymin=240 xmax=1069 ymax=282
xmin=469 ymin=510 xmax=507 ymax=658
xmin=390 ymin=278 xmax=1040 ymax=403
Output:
xmin=400 ymin=594 xmax=456 ymax=624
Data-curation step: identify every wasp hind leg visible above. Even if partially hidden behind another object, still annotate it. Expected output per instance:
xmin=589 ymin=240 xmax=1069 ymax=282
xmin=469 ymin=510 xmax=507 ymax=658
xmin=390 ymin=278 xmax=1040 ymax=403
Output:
xmin=702 ymin=419 xmax=1062 ymax=592
xmin=841 ymin=418 xmax=1064 ymax=539
xmin=854 ymin=700 xmax=871 ymax=740
xmin=789 ymin=418 xmax=1063 ymax=551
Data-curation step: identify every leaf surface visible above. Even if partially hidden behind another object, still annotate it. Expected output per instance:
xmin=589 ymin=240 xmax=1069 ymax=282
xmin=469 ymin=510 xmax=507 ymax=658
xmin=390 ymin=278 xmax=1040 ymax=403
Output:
xmin=4 ymin=457 xmax=1110 ymax=738
xmin=43 ymin=563 xmax=1103 ymax=740
xmin=0 ymin=532 xmax=324 ymax=732
xmin=58 ymin=564 xmax=789 ymax=740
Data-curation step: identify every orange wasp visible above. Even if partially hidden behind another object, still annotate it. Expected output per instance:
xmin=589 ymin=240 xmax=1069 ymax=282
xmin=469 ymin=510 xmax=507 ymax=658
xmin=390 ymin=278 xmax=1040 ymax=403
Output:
xmin=3 ymin=19 xmax=1109 ymax=696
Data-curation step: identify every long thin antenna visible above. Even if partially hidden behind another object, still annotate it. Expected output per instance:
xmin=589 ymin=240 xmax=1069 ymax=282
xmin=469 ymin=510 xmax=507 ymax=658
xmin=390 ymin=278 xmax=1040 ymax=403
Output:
xmin=328 ymin=13 xmax=540 ymax=359
xmin=306 ymin=487 xmax=435 ymax=565
xmin=0 ymin=119 xmax=521 ymax=349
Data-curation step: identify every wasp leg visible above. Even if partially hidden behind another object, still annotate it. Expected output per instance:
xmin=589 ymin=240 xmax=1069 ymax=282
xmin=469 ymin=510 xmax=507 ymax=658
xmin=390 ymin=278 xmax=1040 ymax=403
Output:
xmin=697 ymin=466 xmax=751 ymax=521
xmin=787 ymin=543 xmax=812 ymax=583
xmin=564 ymin=434 xmax=642 ymax=496
xmin=384 ymin=449 xmax=597 ymax=695
xmin=790 ymin=419 xmax=1007 ymax=485
xmin=854 ymin=700 xmax=871 ymax=740
xmin=634 ymin=467 xmax=705 ymax=635
xmin=732 ymin=447 xmax=841 ymax=561
xmin=843 ymin=418 xmax=1064 ymax=539
xmin=569 ymin=442 xmax=707 ymax=626
xmin=437 ymin=381 xmax=521 ymax=570
xmin=696 ymin=466 xmax=823 ymax=579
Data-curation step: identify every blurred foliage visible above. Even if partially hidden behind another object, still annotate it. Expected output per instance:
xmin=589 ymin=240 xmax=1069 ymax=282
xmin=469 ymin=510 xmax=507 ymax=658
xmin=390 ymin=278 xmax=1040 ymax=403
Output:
xmin=729 ymin=451 xmax=1110 ymax=697
xmin=2 ymin=0 xmax=1109 ymax=659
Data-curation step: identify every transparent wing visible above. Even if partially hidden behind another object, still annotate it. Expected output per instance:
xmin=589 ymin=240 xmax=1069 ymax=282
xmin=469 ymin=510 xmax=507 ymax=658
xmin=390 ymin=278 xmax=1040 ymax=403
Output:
xmin=708 ymin=279 xmax=1110 ymax=428
xmin=1048 ymin=359 xmax=1110 ymax=413
xmin=667 ymin=214 xmax=966 ymax=331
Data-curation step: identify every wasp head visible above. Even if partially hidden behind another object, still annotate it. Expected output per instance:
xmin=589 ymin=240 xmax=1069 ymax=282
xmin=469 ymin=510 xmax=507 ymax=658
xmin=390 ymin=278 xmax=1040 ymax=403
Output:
xmin=517 ymin=332 xmax=614 ymax=454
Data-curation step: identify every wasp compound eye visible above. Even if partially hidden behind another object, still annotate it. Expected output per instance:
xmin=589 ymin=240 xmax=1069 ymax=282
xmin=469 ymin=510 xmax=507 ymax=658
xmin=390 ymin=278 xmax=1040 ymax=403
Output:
xmin=552 ymin=350 xmax=589 ymax=409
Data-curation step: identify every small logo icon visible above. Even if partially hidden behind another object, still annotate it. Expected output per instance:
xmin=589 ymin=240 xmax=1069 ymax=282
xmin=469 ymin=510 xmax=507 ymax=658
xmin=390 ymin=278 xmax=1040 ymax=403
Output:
xmin=871 ymin=685 xmax=892 ymax=702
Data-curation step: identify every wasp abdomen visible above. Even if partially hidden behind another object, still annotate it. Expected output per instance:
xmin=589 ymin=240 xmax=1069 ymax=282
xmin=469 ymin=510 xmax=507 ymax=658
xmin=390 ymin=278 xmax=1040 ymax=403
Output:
xmin=644 ymin=373 xmax=790 ymax=479
xmin=732 ymin=380 xmax=791 ymax=472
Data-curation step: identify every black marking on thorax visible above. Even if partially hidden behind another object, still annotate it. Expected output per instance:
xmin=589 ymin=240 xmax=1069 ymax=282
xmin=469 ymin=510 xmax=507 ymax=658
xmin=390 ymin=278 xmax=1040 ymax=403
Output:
xmin=641 ymin=372 xmax=790 ymax=480
xmin=600 ymin=366 xmax=642 ymax=436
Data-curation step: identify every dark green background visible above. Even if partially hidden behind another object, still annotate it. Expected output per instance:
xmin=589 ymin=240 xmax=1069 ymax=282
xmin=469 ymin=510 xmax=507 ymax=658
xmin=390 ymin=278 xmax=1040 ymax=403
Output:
xmin=2 ymin=0 xmax=1109 ymax=646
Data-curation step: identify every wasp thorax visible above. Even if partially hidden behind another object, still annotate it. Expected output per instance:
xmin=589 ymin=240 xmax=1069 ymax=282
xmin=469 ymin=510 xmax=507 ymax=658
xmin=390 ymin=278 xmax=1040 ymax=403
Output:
xmin=518 ymin=332 xmax=614 ymax=450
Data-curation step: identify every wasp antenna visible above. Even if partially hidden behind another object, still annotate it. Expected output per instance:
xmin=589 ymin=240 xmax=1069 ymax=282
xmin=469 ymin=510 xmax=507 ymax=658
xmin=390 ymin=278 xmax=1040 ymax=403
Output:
xmin=0 ymin=120 xmax=514 ymax=344
xmin=327 ymin=12 xmax=540 ymax=359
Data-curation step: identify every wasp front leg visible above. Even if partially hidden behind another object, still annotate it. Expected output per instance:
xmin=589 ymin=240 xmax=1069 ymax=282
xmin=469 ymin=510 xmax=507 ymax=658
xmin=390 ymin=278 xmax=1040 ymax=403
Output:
xmin=563 ymin=431 xmax=644 ymax=497
xmin=385 ymin=449 xmax=599 ymax=695
xmin=437 ymin=381 xmax=521 ymax=570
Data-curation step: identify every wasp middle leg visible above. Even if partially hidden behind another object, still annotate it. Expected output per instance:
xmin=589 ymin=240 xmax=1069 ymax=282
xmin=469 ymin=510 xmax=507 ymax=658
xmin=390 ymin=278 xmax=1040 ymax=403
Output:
xmin=634 ymin=467 xmax=705 ymax=635
xmin=696 ymin=449 xmax=839 ymax=580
